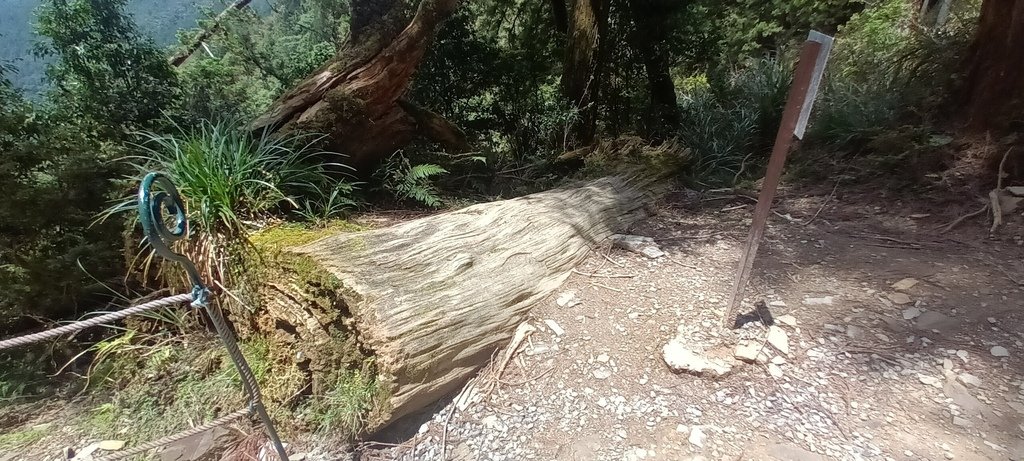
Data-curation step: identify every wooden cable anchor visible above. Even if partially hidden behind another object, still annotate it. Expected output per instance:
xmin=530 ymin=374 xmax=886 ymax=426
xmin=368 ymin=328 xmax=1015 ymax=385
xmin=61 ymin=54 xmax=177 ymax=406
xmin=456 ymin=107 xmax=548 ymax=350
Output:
xmin=723 ymin=31 xmax=834 ymax=328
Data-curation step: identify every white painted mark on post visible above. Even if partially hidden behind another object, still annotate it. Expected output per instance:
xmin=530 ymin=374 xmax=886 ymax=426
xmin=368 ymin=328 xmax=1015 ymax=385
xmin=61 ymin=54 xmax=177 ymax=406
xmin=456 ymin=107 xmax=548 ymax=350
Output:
xmin=793 ymin=30 xmax=834 ymax=139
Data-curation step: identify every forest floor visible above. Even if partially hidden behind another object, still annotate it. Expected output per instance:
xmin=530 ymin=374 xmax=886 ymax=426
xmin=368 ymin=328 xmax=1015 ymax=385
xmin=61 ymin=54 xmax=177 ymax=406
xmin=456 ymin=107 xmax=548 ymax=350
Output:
xmin=359 ymin=183 xmax=1024 ymax=461
xmin=4 ymin=182 xmax=1024 ymax=461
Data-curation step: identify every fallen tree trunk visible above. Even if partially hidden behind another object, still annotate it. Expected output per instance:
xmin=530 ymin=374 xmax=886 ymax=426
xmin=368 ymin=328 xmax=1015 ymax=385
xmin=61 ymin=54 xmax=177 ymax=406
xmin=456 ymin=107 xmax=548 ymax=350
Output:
xmin=250 ymin=172 xmax=667 ymax=432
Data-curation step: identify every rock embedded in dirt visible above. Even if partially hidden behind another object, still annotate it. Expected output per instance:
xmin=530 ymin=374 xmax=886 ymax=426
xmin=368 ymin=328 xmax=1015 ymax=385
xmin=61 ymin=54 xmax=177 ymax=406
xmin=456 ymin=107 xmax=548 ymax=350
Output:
xmin=767 ymin=326 xmax=790 ymax=355
xmin=991 ymin=346 xmax=1009 ymax=357
xmin=769 ymin=300 xmax=787 ymax=308
xmin=914 ymin=311 xmax=959 ymax=333
xmin=902 ymin=307 xmax=923 ymax=320
xmin=768 ymin=363 xmax=784 ymax=379
xmin=803 ymin=296 xmax=834 ymax=306
xmin=892 ymin=278 xmax=920 ymax=291
xmin=662 ymin=339 xmax=733 ymax=377
xmin=98 ymin=440 xmax=125 ymax=451
xmin=544 ymin=319 xmax=565 ymax=336
xmin=887 ymin=292 xmax=913 ymax=305
xmin=688 ymin=427 xmax=706 ymax=447
xmin=610 ymin=234 xmax=664 ymax=259
xmin=734 ymin=340 xmax=768 ymax=363
xmin=776 ymin=315 xmax=797 ymax=326
xmin=556 ymin=291 xmax=581 ymax=308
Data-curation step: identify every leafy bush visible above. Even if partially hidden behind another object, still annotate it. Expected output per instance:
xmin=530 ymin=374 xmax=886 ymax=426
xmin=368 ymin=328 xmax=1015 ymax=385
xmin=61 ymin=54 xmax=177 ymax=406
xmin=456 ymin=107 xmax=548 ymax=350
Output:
xmin=107 ymin=120 xmax=357 ymax=285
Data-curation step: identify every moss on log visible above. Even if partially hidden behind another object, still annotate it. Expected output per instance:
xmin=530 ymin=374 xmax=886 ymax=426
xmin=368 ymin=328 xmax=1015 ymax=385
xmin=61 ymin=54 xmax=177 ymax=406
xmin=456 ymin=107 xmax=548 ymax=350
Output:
xmin=249 ymin=172 xmax=669 ymax=433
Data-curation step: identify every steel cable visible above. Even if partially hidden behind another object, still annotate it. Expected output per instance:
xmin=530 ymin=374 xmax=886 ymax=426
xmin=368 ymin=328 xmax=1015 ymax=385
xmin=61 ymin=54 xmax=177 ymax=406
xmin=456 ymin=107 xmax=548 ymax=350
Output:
xmin=0 ymin=294 xmax=192 ymax=351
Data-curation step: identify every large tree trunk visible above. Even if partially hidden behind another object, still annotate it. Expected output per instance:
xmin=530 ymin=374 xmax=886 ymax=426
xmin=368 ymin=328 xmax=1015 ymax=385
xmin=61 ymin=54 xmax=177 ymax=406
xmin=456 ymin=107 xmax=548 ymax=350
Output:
xmin=959 ymin=0 xmax=1024 ymax=132
xmin=561 ymin=0 xmax=610 ymax=147
xmin=628 ymin=0 xmax=682 ymax=141
xmin=249 ymin=0 xmax=464 ymax=170
xmin=250 ymin=168 xmax=670 ymax=432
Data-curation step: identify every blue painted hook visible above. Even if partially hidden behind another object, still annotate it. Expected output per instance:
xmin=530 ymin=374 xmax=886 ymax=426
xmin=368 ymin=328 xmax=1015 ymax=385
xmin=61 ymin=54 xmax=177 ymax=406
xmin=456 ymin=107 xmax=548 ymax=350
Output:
xmin=137 ymin=172 xmax=209 ymax=307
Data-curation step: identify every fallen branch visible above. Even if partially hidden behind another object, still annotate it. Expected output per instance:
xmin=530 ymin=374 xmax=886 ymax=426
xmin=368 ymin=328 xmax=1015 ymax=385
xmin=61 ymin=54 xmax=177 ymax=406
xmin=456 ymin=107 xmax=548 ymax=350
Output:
xmin=571 ymin=269 xmax=637 ymax=278
xmin=801 ymin=180 xmax=840 ymax=227
xmin=940 ymin=204 xmax=989 ymax=234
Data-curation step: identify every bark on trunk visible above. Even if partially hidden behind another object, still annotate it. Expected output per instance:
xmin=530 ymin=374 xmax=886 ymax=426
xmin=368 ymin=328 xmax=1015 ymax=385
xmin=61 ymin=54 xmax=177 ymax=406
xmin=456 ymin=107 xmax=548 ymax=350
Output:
xmin=249 ymin=0 xmax=465 ymax=169
xmin=628 ymin=0 xmax=682 ymax=140
xmin=959 ymin=0 xmax=1024 ymax=132
xmin=253 ymin=170 xmax=669 ymax=431
xmin=561 ymin=0 xmax=610 ymax=147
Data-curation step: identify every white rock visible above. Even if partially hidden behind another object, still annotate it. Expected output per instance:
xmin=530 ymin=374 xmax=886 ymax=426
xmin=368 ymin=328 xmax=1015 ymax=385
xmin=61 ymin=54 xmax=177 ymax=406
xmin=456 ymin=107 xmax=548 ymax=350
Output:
xmin=676 ymin=424 xmax=689 ymax=433
xmin=892 ymin=278 xmax=920 ymax=291
xmin=991 ymin=346 xmax=1010 ymax=357
xmin=803 ymin=296 xmax=834 ymax=306
xmin=988 ymin=317 xmax=997 ymax=324
xmin=662 ymin=339 xmax=732 ymax=377
xmin=956 ymin=350 xmax=969 ymax=361
xmin=544 ymin=319 xmax=565 ymax=336
xmin=597 ymin=353 xmax=610 ymax=363
xmin=958 ymin=373 xmax=982 ymax=387
xmin=769 ymin=300 xmax=787 ymax=308
xmin=767 ymin=326 xmax=790 ymax=355
xmin=593 ymin=368 xmax=612 ymax=379
xmin=640 ymin=246 xmax=665 ymax=259
xmin=688 ymin=427 xmax=706 ymax=447
xmin=97 ymin=440 xmax=125 ymax=451
xmin=902 ymin=307 xmax=923 ymax=320
xmin=768 ymin=363 xmax=784 ymax=379
xmin=556 ymin=291 xmax=581 ymax=308
xmin=776 ymin=315 xmax=797 ymax=326
xmin=734 ymin=340 xmax=767 ymax=364
xmin=887 ymin=292 xmax=913 ymax=305
xmin=918 ymin=374 xmax=942 ymax=389
xmin=771 ymin=356 xmax=787 ymax=365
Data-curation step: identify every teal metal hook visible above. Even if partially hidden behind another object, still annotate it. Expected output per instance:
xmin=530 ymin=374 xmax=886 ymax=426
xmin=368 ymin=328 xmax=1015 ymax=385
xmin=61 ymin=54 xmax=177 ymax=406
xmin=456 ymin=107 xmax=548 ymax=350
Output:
xmin=137 ymin=172 xmax=209 ymax=307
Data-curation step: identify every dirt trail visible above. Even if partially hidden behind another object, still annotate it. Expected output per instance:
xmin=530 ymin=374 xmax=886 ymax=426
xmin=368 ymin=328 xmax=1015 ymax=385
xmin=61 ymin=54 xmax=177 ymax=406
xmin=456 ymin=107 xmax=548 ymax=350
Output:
xmin=366 ymin=187 xmax=1024 ymax=461
xmin=4 ymin=186 xmax=1024 ymax=461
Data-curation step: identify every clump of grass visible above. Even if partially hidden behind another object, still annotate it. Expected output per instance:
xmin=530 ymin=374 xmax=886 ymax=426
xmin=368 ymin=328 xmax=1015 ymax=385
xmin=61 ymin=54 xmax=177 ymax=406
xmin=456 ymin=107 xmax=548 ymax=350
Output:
xmin=305 ymin=367 xmax=385 ymax=437
xmin=104 ymin=119 xmax=358 ymax=288
xmin=0 ymin=426 xmax=47 ymax=451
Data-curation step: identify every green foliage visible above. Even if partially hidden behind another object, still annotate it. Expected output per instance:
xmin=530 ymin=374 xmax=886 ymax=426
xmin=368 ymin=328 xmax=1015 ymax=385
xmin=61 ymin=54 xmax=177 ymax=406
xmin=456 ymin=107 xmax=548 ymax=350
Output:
xmin=34 ymin=0 xmax=179 ymax=132
xmin=374 ymin=153 xmax=449 ymax=208
xmin=808 ymin=0 xmax=979 ymax=147
xmin=306 ymin=368 xmax=384 ymax=436
xmin=0 ymin=66 xmax=125 ymax=333
xmin=214 ymin=0 xmax=349 ymax=87
xmin=677 ymin=57 xmax=792 ymax=185
xmin=175 ymin=56 xmax=277 ymax=124
xmin=105 ymin=120 xmax=356 ymax=284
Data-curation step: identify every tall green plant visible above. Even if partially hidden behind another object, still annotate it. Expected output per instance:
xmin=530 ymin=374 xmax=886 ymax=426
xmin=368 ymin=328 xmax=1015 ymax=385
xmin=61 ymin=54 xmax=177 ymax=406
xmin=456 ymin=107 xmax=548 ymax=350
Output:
xmin=106 ymin=120 xmax=357 ymax=285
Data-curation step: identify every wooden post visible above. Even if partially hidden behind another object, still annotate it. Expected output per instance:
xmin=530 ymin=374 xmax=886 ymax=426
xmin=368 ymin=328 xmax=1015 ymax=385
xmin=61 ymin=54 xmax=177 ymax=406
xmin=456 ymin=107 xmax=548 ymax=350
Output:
xmin=723 ymin=33 xmax=832 ymax=328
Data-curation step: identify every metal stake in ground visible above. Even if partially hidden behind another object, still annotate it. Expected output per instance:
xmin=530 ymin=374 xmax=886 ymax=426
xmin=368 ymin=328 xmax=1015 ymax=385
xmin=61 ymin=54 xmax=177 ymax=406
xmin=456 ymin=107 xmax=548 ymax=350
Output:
xmin=723 ymin=31 xmax=834 ymax=328
xmin=138 ymin=172 xmax=290 ymax=461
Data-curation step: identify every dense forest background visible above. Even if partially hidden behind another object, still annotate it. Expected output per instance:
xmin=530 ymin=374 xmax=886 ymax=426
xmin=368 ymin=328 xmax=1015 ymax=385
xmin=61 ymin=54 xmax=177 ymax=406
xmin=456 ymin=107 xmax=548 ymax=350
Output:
xmin=1 ymin=0 xmax=226 ymax=94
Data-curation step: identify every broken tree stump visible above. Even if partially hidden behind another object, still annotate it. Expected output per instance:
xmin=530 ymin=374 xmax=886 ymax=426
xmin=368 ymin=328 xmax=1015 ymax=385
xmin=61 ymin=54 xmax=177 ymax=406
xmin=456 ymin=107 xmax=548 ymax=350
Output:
xmin=252 ymin=172 xmax=668 ymax=432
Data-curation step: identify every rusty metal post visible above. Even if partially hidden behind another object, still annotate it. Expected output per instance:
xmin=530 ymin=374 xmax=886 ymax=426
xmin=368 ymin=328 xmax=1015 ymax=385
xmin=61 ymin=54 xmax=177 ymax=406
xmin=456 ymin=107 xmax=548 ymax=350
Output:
xmin=723 ymin=33 xmax=833 ymax=328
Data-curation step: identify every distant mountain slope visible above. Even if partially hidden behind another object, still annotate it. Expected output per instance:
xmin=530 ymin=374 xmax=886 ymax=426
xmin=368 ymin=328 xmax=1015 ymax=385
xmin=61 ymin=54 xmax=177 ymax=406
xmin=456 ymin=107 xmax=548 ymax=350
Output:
xmin=0 ymin=0 xmax=216 ymax=94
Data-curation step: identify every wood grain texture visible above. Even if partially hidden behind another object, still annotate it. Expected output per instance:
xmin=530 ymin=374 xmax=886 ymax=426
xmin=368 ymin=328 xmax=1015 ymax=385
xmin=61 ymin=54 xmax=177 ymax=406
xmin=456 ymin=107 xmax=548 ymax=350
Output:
xmin=291 ymin=174 xmax=665 ymax=426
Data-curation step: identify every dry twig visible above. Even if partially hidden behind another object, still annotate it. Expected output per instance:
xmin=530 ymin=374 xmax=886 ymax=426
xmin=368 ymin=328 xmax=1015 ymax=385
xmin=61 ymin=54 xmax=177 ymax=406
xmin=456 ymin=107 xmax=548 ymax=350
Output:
xmin=571 ymin=269 xmax=636 ymax=278
xmin=801 ymin=180 xmax=840 ymax=227
xmin=940 ymin=204 xmax=989 ymax=234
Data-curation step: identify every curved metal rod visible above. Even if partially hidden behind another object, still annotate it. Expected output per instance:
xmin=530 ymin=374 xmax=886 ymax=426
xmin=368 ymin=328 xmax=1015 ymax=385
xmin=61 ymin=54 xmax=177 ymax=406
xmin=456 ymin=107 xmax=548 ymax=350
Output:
xmin=137 ymin=172 xmax=208 ymax=305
